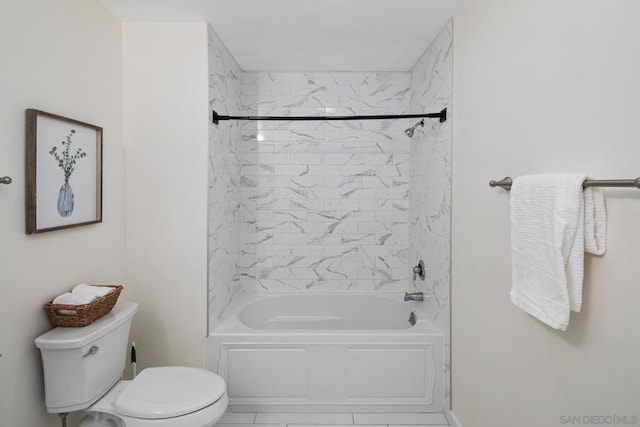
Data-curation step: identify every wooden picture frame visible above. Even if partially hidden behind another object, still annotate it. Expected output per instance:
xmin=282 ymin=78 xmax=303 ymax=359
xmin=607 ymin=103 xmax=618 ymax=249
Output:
xmin=25 ymin=109 xmax=103 ymax=234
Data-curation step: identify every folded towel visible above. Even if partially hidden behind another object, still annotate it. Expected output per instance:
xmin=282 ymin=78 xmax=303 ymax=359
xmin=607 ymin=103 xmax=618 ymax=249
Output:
xmin=52 ymin=292 xmax=98 ymax=315
xmin=52 ymin=285 xmax=114 ymax=316
xmin=71 ymin=283 xmax=114 ymax=298
xmin=53 ymin=292 xmax=97 ymax=305
xmin=510 ymin=173 xmax=587 ymax=331
xmin=584 ymin=187 xmax=607 ymax=256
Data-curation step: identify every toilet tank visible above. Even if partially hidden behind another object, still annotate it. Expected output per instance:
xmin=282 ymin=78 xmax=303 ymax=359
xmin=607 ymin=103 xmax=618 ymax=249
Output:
xmin=35 ymin=301 xmax=138 ymax=414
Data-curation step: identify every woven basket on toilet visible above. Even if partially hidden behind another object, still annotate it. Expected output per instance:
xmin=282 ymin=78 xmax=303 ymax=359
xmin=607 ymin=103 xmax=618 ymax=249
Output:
xmin=44 ymin=285 xmax=123 ymax=327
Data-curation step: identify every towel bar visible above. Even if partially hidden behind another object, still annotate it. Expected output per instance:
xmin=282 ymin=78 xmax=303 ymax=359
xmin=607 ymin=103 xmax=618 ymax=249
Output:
xmin=489 ymin=176 xmax=640 ymax=191
xmin=0 ymin=176 xmax=12 ymax=185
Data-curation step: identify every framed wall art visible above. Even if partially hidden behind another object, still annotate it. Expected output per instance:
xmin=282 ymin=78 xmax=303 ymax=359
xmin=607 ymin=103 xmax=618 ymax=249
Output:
xmin=25 ymin=109 xmax=102 ymax=234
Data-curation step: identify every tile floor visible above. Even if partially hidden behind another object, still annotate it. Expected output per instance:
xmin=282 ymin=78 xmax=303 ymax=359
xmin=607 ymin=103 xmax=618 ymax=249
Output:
xmin=218 ymin=412 xmax=449 ymax=427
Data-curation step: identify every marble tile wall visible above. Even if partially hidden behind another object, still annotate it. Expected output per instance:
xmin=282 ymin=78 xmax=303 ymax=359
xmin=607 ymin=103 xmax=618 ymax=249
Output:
xmin=208 ymin=25 xmax=452 ymax=346
xmin=408 ymin=20 xmax=453 ymax=408
xmin=238 ymin=72 xmax=412 ymax=292
xmin=208 ymin=26 xmax=243 ymax=330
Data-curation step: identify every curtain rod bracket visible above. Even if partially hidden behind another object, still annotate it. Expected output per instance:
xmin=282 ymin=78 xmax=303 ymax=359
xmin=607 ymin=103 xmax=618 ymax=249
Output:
xmin=438 ymin=108 xmax=447 ymax=123
xmin=212 ymin=110 xmax=230 ymax=125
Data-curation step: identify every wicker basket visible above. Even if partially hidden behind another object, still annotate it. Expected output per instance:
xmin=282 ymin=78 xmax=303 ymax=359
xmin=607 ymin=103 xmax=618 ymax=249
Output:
xmin=44 ymin=285 xmax=123 ymax=327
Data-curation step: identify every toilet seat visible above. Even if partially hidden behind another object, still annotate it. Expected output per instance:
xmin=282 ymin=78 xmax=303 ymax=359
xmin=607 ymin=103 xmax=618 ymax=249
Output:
xmin=87 ymin=367 xmax=228 ymax=427
xmin=115 ymin=367 xmax=226 ymax=419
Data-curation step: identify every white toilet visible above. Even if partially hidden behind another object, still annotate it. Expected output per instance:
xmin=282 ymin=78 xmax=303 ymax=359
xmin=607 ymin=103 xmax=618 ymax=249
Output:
xmin=35 ymin=301 xmax=228 ymax=426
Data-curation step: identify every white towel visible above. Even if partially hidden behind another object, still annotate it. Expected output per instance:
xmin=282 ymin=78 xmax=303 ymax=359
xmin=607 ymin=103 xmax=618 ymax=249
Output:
xmin=53 ymin=292 xmax=97 ymax=305
xmin=584 ymin=187 xmax=607 ymax=256
xmin=71 ymin=283 xmax=114 ymax=298
xmin=52 ymin=292 xmax=98 ymax=315
xmin=510 ymin=174 xmax=589 ymax=331
xmin=52 ymin=284 xmax=114 ymax=315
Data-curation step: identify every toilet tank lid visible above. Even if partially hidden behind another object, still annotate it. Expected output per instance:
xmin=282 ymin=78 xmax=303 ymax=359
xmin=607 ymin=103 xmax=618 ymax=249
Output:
xmin=115 ymin=367 xmax=226 ymax=419
xmin=35 ymin=301 xmax=138 ymax=349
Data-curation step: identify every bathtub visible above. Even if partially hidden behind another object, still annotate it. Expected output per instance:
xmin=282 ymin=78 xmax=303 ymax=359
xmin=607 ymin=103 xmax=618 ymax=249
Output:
xmin=206 ymin=293 xmax=443 ymax=412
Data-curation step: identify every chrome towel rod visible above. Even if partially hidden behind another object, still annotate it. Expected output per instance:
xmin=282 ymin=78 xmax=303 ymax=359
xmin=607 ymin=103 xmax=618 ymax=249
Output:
xmin=489 ymin=176 xmax=640 ymax=191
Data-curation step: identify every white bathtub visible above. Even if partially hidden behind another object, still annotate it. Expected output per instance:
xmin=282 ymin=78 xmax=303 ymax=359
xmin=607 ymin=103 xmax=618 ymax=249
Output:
xmin=206 ymin=293 xmax=443 ymax=412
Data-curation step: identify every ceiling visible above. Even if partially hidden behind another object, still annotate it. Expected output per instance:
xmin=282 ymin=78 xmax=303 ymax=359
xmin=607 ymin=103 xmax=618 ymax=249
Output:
xmin=98 ymin=0 xmax=462 ymax=71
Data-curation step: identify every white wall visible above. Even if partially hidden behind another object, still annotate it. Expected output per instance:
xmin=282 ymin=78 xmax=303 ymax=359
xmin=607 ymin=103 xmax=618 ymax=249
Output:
xmin=0 ymin=1 xmax=124 ymax=425
xmin=123 ymin=23 xmax=209 ymax=369
xmin=452 ymin=1 xmax=640 ymax=425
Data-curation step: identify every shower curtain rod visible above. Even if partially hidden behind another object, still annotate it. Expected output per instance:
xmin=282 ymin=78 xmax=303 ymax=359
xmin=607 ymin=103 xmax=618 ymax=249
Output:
xmin=211 ymin=108 xmax=447 ymax=125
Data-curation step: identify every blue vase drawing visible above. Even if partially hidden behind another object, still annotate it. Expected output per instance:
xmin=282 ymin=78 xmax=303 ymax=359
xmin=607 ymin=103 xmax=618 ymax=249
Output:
xmin=49 ymin=129 xmax=86 ymax=218
xmin=57 ymin=179 xmax=75 ymax=217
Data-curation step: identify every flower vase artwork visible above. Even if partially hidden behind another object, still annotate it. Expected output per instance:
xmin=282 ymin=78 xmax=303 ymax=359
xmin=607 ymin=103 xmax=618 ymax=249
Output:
xmin=49 ymin=129 xmax=86 ymax=217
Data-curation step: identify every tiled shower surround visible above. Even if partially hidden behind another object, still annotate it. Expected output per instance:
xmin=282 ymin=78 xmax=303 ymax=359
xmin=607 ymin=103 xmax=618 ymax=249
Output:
xmin=408 ymin=21 xmax=453 ymax=408
xmin=208 ymin=28 xmax=243 ymax=326
xmin=239 ymin=71 xmax=412 ymax=293
xmin=208 ymin=20 xmax=452 ymax=362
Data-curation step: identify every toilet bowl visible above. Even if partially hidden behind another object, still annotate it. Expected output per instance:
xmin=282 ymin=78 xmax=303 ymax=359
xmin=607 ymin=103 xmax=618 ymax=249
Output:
xmin=35 ymin=302 xmax=228 ymax=426
xmin=81 ymin=367 xmax=228 ymax=427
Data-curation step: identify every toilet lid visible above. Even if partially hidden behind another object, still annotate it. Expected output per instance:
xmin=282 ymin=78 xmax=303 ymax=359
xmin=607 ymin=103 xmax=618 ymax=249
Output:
xmin=115 ymin=367 xmax=226 ymax=419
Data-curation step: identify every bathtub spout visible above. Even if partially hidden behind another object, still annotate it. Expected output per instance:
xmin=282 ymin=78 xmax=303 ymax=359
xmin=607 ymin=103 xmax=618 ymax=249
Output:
xmin=404 ymin=292 xmax=424 ymax=302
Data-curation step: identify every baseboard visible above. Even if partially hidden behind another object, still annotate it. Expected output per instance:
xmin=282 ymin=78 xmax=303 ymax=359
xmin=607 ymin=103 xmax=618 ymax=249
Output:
xmin=444 ymin=408 xmax=462 ymax=427
xmin=228 ymin=404 xmax=440 ymax=413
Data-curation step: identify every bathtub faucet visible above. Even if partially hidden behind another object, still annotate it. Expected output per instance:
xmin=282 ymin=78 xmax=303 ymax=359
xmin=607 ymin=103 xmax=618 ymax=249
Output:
xmin=404 ymin=292 xmax=424 ymax=302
